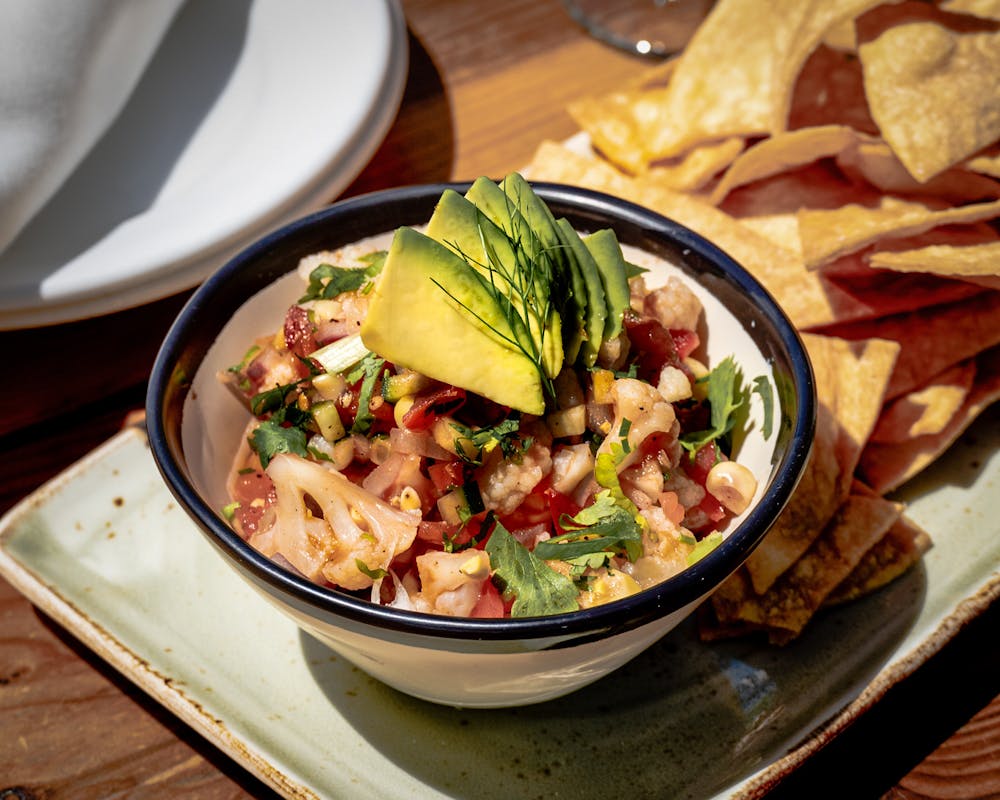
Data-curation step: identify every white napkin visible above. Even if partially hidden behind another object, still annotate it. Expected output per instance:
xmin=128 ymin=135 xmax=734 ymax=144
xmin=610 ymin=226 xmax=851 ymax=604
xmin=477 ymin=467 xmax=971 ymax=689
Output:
xmin=0 ymin=0 xmax=185 ymax=256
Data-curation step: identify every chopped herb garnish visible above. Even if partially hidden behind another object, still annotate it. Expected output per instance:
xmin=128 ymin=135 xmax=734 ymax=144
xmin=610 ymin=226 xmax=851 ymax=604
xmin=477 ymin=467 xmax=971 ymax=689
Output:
xmin=350 ymin=353 xmax=387 ymax=435
xmin=450 ymin=417 xmax=525 ymax=464
xmin=298 ymin=254 xmax=386 ymax=303
xmin=534 ymin=491 xmax=643 ymax=562
xmin=484 ymin=517 xmax=579 ymax=617
xmin=356 ymin=559 xmax=389 ymax=580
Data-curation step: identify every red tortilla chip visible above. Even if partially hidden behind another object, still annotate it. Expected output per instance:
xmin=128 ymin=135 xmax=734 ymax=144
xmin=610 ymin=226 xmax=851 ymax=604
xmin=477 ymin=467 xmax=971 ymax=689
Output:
xmin=859 ymin=344 xmax=1000 ymax=493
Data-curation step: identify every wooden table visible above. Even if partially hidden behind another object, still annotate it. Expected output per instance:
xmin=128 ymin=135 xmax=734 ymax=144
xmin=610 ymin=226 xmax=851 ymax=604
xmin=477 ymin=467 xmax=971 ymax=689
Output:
xmin=1 ymin=1 xmax=997 ymax=797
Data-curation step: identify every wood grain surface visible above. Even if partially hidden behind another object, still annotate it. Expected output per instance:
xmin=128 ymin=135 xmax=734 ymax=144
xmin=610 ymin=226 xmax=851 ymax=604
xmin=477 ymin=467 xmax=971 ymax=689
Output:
xmin=1 ymin=1 xmax=998 ymax=798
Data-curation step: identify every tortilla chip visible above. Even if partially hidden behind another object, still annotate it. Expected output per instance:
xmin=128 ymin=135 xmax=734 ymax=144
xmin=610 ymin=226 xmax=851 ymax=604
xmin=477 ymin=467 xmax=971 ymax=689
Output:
xmin=869 ymin=241 xmax=1000 ymax=290
xmin=712 ymin=493 xmax=903 ymax=644
xmin=709 ymin=125 xmax=859 ymax=205
xmin=824 ymin=513 xmax=933 ymax=604
xmin=645 ymin=137 xmax=745 ymax=193
xmin=819 ymin=291 xmax=1000 ymax=400
xmin=858 ymin=21 xmax=1000 ymax=182
xmin=742 ymin=334 xmax=899 ymax=593
xmin=869 ymin=361 xmax=977 ymax=443
xmin=859 ymin=344 xmax=1000 ymax=493
xmin=567 ymin=86 xmax=674 ymax=174
xmin=836 ymin=139 xmax=1000 ymax=203
xmin=788 ymin=44 xmax=880 ymax=134
xmin=635 ymin=0 xmax=887 ymax=160
xmin=719 ymin=161 xmax=880 ymax=218
xmin=525 ymin=140 xmax=848 ymax=329
xmin=798 ymin=196 xmax=1000 ymax=269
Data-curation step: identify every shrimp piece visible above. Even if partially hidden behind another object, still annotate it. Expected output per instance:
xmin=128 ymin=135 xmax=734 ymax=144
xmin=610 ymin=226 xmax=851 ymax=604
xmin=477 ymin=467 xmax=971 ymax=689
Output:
xmin=256 ymin=454 xmax=419 ymax=590
xmin=478 ymin=429 xmax=553 ymax=516
xmin=550 ymin=443 xmax=595 ymax=496
xmin=411 ymin=550 xmax=492 ymax=616
xmin=623 ymin=505 xmax=695 ymax=589
xmin=596 ymin=378 xmax=677 ymax=472
xmin=642 ymin=276 xmax=703 ymax=332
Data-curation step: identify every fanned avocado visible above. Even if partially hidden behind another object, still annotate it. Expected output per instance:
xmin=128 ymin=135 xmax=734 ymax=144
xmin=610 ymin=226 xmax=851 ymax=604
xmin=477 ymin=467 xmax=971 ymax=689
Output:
xmin=360 ymin=226 xmax=544 ymax=415
xmin=464 ymin=176 xmax=563 ymax=378
xmin=583 ymin=228 xmax=631 ymax=341
xmin=555 ymin=218 xmax=607 ymax=368
xmin=499 ymin=173 xmax=589 ymax=364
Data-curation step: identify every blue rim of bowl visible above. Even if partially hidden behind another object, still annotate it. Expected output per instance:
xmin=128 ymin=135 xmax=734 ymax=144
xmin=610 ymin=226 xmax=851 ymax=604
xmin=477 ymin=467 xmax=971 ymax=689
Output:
xmin=147 ymin=181 xmax=815 ymax=644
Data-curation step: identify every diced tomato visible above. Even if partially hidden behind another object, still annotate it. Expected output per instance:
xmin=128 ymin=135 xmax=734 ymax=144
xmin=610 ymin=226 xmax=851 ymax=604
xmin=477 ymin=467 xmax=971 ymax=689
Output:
xmin=623 ymin=315 xmax=683 ymax=383
xmin=694 ymin=491 xmax=726 ymax=531
xmin=401 ymin=385 xmax=467 ymax=431
xmin=669 ymin=328 xmax=700 ymax=360
xmin=686 ymin=442 xmax=719 ymax=486
xmin=284 ymin=305 xmax=317 ymax=358
xmin=469 ymin=578 xmax=505 ymax=618
xmin=416 ymin=516 xmax=484 ymax=550
xmin=428 ymin=461 xmax=465 ymax=493
xmin=498 ymin=479 xmax=552 ymax=531
xmin=543 ymin=486 xmax=581 ymax=536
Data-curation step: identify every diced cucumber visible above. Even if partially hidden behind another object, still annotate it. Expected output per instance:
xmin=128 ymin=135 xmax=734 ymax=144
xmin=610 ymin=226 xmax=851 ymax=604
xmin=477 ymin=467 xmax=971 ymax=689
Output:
xmin=311 ymin=400 xmax=346 ymax=442
xmin=382 ymin=370 xmax=433 ymax=403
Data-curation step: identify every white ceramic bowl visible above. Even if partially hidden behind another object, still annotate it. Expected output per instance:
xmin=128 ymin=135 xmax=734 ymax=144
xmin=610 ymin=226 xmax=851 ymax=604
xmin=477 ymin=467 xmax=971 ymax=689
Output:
xmin=146 ymin=182 xmax=814 ymax=708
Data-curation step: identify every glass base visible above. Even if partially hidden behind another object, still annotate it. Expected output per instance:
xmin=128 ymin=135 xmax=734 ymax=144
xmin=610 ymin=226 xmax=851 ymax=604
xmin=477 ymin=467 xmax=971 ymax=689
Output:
xmin=561 ymin=0 xmax=714 ymax=59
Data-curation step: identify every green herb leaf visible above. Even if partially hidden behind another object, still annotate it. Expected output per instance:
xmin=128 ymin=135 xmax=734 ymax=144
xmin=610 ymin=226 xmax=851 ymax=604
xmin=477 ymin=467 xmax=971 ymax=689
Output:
xmin=535 ymin=493 xmax=643 ymax=562
xmin=450 ymin=417 xmax=524 ymax=464
xmin=250 ymin=418 xmax=309 ymax=469
xmin=356 ymin=559 xmax=389 ymax=580
xmin=679 ymin=355 xmax=744 ymax=454
xmin=484 ymin=518 xmax=579 ymax=617
xmin=298 ymin=255 xmax=386 ymax=303
xmin=351 ymin=353 xmax=387 ymax=435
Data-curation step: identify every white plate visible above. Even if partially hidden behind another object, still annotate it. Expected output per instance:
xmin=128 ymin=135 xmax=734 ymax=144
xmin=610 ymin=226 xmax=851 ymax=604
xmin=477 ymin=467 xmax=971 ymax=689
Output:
xmin=1 ymin=407 xmax=997 ymax=799
xmin=0 ymin=0 xmax=407 ymax=330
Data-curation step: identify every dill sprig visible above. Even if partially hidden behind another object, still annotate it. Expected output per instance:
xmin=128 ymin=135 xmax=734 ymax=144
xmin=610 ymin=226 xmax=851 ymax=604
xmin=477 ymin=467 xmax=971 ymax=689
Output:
xmin=432 ymin=203 xmax=560 ymax=400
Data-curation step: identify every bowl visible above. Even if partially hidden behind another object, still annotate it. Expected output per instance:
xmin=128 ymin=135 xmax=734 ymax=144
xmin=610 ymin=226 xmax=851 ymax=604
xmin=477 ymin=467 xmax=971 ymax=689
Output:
xmin=146 ymin=181 xmax=815 ymax=708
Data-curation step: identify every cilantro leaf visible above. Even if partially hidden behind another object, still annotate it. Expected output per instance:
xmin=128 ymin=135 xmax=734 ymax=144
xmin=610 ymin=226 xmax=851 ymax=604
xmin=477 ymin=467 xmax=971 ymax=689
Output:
xmin=534 ymin=493 xmax=643 ymax=562
xmin=679 ymin=355 xmax=744 ymax=454
xmin=250 ymin=418 xmax=309 ymax=469
xmin=484 ymin=518 xmax=579 ymax=617
xmin=351 ymin=354 xmax=387 ymax=435
xmin=298 ymin=254 xmax=386 ymax=303
xmin=450 ymin=417 xmax=525 ymax=464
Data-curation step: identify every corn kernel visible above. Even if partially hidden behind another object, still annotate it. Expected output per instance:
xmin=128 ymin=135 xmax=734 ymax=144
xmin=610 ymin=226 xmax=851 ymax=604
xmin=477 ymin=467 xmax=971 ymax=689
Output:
xmin=397 ymin=486 xmax=422 ymax=512
xmin=393 ymin=395 xmax=416 ymax=427
xmin=459 ymin=551 xmax=491 ymax=580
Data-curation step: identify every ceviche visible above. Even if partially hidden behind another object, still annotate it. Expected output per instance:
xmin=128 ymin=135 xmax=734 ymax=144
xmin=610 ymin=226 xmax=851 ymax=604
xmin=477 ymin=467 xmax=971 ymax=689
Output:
xmin=222 ymin=174 xmax=771 ymax=618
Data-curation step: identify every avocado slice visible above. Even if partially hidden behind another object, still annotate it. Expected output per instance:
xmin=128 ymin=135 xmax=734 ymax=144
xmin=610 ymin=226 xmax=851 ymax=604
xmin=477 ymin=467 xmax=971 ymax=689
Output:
xmin=555 ymin=218 xmax=608 ymax=368
xmin=500 ymin=172 xmax=589 ymax=366
xmin=583 ymin=228 xmax=631 ymax=341
xmin=360 ymin=226 xmax=545 ymax=415
xmin=464 ymin=176 xmax=564 ymax=378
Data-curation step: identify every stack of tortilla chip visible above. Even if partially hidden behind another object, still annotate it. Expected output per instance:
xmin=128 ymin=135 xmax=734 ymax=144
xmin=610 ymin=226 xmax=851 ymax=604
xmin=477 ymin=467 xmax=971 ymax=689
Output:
xmin=524 ymin=0 xmax=1000 ymax=643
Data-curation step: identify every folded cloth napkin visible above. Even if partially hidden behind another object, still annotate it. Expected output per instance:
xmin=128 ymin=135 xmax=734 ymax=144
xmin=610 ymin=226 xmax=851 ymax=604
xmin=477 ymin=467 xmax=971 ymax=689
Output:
xmin=0 ymin=0 xmax=185 ymax=256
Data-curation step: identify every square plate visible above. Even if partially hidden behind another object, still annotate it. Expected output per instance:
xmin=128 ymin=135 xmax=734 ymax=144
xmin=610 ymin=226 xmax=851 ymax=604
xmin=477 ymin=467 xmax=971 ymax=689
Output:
xmin=1 ymin=410 xmax=997 ymax=799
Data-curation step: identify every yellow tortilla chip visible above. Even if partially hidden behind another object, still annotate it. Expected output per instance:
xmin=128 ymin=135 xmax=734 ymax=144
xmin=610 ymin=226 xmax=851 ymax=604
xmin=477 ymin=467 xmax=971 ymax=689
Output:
xmin=824 ymin=513 xmax=933 ymax=605
xmin=525 ymin=140 xmax=906 ymax=330
xmin=709 ymin=125 xmax=859 ymax=205
xmin=858 ymin=21 xmax=1000 ymax=182
xmin=635 ymin=0 xmax=887 ymax=160
xmin=869 ymin=241 xmax=1000 ymax=290
xmin=743 ymin=334 xmax=899 ymax=593
xmin=821 ymin=291 xmax=1000 ymax=400
xmin=567 ymin=86 xmax=674 ymax=175
xmin=798 ymin=196 xmax=1000 ymax=269
xmin=836 ymin=139 xmax=1000 ymax=203
xmin=712 ymin=493 xmax=903 ymax=644
xmin=869 ymin=361 xmax=977 ymax=443
xmin=859 ymin=345 xmax=1000 ymax=493
xmin=645 ymin=137 xmax=745 ymax=193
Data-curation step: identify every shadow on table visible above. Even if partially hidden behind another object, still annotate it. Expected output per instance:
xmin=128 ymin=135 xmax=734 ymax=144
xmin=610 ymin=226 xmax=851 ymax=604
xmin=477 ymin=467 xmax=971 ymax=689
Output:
xmin=300 ymin=563 xmax=927 ymax=800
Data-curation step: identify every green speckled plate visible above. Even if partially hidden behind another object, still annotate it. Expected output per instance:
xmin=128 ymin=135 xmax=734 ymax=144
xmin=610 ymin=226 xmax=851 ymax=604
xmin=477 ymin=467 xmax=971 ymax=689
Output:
xmin=1 ymin=408 xmax=998 ymax=799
